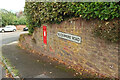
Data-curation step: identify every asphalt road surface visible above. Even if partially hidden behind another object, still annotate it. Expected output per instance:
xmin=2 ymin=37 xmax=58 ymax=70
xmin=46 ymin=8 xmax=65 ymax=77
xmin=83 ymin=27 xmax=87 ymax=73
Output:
xmin=0 ymin=31 xmax=28 ymax=79
xmin=0 ymin=31 xmax=28 ymax=46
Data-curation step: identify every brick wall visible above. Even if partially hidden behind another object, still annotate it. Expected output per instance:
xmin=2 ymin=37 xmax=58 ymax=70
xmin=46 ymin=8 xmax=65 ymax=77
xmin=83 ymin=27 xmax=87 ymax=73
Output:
xmin=19 ymin=18 xmax=118 ymax=78
xmin=16 ymin=25 xmax=26 ymax=30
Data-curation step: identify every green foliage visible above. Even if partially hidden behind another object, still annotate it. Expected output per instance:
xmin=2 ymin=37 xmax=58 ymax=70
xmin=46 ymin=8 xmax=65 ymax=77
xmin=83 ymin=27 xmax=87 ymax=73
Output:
xmin=24 ymin=2 xmax=120 ymax=25
xmin=17 ymin=16 xmax=26 ymax=25
xmin=24 ymin=2 xmax=74 ymax=34
xmin=24 ymin=2 xmax=120 ymax=43
xmin=0 ymin=9 xmax=16 ymax=27
xmin=0 ymin=9 xmax=26 ymax=27
xmin=71 ymin=2 xmax=120 ymax=20
xmin=24 ymin=9 xmax=34 ymax=34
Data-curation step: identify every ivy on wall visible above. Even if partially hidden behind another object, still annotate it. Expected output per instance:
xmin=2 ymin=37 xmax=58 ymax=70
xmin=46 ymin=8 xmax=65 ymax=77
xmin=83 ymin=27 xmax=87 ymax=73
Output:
xmin=93 ymin=20 xmax=120 ymax=43
xmin=24 ymin=2 xmax=120 ymax=42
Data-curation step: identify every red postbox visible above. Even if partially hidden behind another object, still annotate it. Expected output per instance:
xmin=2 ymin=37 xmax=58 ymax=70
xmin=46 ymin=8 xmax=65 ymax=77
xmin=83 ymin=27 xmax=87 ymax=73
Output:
xmin=43 ymin=26 xmax=47 ymax=45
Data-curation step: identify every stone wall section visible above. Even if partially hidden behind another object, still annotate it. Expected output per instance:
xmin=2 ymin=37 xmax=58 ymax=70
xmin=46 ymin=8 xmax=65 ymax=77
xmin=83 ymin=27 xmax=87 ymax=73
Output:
xmin=19 ymin=18 xmax=118 ymax=78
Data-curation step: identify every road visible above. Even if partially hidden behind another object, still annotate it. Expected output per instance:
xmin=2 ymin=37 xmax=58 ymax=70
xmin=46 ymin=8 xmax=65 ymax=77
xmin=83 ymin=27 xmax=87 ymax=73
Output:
xmin=0 ymin=31 xmax=28 ymax=46
xmin=0 ymin=31 xmax=76 ymax=79
xmin=0 ymin=31 xmax=28 ymax=79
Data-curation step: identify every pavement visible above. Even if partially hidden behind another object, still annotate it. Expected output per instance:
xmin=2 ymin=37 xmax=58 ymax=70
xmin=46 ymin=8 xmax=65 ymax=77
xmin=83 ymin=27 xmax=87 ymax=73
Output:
xmin=2 ymin=42 xmax=75 ymax=78
xmin=0 ymin=31 xmax=28 ymax=79
xmin=0 ymin=62 xmax=6 ymax=79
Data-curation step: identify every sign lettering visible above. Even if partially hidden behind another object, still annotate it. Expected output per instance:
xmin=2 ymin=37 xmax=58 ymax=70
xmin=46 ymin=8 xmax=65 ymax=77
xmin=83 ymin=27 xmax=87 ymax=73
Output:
xmin=57 ymin=32 xmax=81 ymax=43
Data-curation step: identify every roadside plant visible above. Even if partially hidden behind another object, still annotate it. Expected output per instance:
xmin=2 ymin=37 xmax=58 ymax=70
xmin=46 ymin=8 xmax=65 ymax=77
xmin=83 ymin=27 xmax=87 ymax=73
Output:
xmin=24 ymin=2 xmax=120 ymax=43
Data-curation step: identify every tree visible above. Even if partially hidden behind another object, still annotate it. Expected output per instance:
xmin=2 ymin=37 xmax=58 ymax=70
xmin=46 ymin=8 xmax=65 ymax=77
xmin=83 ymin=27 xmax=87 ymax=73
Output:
xmin=0 ymin=9 xmax=26 ymax=27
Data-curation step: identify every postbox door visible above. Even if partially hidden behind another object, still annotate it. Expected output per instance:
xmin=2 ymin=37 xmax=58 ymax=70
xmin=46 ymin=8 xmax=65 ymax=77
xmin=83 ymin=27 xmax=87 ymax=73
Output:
xmin=43 ymin=26 xmax=47 ymax=45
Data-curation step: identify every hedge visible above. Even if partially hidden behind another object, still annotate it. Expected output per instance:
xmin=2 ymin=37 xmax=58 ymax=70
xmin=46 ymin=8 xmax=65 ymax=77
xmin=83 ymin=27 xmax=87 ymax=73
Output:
xmin=24 ymin=2 xmax=120 ymax=42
